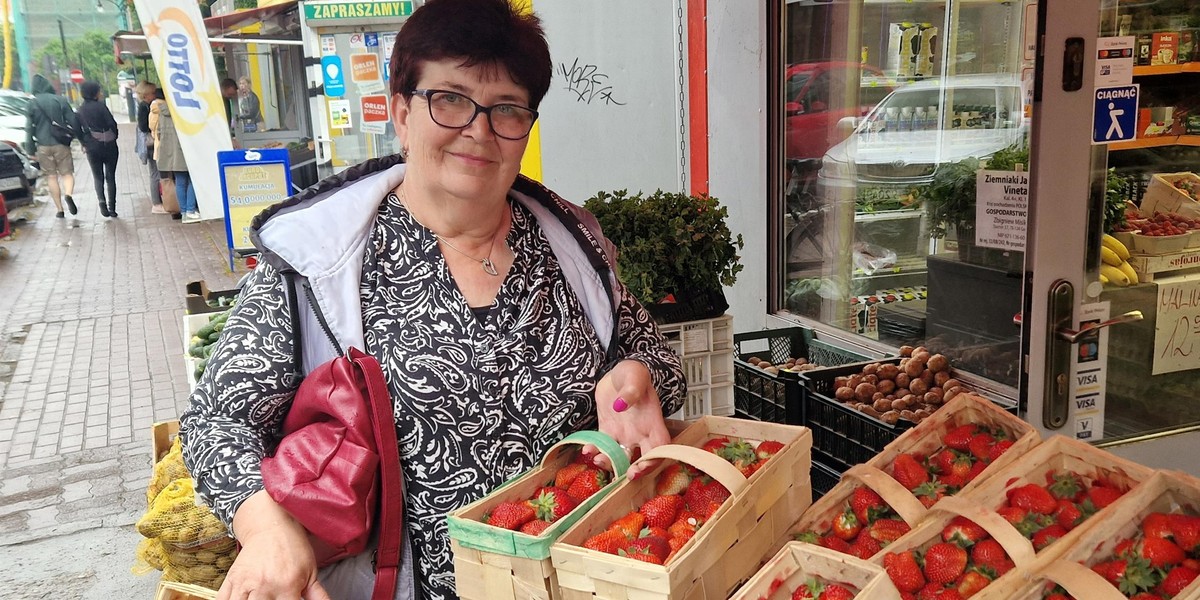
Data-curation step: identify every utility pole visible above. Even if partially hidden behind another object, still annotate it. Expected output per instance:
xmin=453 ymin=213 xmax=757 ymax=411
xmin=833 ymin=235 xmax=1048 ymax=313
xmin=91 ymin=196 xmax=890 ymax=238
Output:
xmin=57 ymin=18 xmax=69 ymax=95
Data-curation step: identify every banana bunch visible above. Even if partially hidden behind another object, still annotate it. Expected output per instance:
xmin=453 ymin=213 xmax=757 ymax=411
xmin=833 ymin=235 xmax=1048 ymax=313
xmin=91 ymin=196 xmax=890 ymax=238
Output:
xmin=1100 ymin=234 xmax=1139 ymax=287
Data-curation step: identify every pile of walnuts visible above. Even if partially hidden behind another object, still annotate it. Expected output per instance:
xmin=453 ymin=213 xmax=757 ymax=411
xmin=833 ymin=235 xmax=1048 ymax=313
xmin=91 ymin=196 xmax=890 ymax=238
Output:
xmin=829 ymin=346 xmax=964 ymax=425
xmin=745 ymin=356 xmax=820 ymax=376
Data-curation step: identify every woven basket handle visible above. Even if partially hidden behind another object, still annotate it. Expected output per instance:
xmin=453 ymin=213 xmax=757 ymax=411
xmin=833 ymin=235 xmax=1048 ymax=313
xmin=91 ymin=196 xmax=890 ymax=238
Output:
xmin=844 ymin=464 xmax=928 ymax=525
xmin=1039 ymin=559 xmax=1127 ymax=600
xmin=933 ymin=496 xmax=1037 ymax=567
xmin=636 ymin=444 xmax=748 ymax=495
xmin=541 ymin=430 xmax=630 ymax=479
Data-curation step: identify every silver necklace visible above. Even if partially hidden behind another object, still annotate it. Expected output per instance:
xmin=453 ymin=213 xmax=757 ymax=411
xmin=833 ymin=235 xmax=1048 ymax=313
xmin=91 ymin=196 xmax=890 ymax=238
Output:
xmin=397 ymin=187 xmax=505 ymax=277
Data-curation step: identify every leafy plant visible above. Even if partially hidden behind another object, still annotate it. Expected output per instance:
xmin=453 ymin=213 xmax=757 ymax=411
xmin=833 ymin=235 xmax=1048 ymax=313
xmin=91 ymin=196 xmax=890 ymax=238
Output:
xmin=925 ymin=143 xmax=1029 ymax=238
xmin=584 ymin=189 xmax=744 ymax=305
xmin=1104 ymin=167 xmax=1128 ymax=234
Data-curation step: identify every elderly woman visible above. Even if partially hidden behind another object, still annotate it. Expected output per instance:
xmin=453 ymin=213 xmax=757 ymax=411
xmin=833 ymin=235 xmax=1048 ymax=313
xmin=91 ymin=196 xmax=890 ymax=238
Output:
xmin=179 ymin=1 xmax=686 ymax=599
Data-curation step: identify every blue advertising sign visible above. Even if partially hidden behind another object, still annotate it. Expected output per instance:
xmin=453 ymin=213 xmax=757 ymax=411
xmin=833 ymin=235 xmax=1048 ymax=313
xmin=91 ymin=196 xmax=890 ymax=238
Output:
xmin=1092 ymin=85 xmax=1138 ymax=144
xmin=217 ymin=149 xmax=292 ymax=271
xmin=322 ymin=55 xmax=346 ymax=98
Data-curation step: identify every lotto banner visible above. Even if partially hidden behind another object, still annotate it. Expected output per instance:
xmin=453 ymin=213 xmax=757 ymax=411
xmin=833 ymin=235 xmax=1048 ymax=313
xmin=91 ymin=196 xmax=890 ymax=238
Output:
xmin=132 ymin=0 xmax=233 ymax=220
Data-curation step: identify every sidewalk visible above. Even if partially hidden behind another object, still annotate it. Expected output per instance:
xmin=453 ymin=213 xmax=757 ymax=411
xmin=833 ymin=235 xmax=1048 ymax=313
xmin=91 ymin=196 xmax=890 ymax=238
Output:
xmin=0 ymin=123 xmax=242 ymax=598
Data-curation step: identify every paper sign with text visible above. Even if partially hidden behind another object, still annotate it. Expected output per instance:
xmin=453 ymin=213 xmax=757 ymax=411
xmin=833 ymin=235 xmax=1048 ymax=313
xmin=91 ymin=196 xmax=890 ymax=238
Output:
xmin=1153 ymin=273 xmax=1200 ymax=375
xmin=1071 ymin=302 xmax=1109 ymax=441
xmin=975 ymin=169 xmax=1030 ymax=251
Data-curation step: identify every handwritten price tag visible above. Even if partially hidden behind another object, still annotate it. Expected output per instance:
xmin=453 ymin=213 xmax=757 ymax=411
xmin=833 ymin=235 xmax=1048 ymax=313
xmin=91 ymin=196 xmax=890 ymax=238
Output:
xmin=1153 ymin=274 xmax=1200 ymax=374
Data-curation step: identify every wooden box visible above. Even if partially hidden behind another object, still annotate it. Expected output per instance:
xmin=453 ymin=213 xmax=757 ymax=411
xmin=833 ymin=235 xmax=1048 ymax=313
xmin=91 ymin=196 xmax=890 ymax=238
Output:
xmin=1141 ymin=172 xmax=1200 ymax=220
xmin=154 ymin=580 xmax=217 ymax=600
xmin=551 ymin=418 xmax=812 ymax=600
xmin=730 ymin=542 xmax=901 ymax=600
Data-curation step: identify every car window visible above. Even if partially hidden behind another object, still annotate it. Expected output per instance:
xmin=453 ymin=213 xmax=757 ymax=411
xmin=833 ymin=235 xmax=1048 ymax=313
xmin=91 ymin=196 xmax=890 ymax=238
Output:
xmin=804 ymin=72 xmax=831 ymax=112
xmin=785 ymin=73 xmax=811 ymax=104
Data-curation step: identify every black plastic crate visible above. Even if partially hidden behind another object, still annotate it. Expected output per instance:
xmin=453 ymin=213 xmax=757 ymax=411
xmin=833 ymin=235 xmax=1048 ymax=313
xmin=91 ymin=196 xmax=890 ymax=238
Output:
xmin=811 ymin=454 xmax=844 ymax=502
xmin=799 ymin=358 xmax=914 ymax=473
xmin=733 ymin=328 xmax=874 ymax=424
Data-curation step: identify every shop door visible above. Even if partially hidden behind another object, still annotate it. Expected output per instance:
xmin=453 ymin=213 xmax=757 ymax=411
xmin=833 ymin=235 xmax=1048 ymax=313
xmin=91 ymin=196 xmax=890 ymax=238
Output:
xmin=1024 ymin=0 xmax=1200 ymax=474
xmin=310 ymin=27 xmax=400 ymax=172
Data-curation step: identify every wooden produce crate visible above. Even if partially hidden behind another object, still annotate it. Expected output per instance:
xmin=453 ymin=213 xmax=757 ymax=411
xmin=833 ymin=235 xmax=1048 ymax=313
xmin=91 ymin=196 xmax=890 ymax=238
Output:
xmin=990 ymin=470 xmax=1200 ymax=600
xmin=154 ymin=580 xmax=217 ymax=600
xmin=151 ymin=420 xmax=181 ymax=464
xmin=730 ymin=542 xmax=901 ymax=600
xmin=448 ymin=431 xmax=630 ymax=600
xmin=1141 ymin=172 xmax=1200 ymax=220
xmin=958 ymin=435 xmax=1154 ymax=569
xmin=551 ymin=418 xmax=812 ymax=600
xmin=660 ymin=315 xmax=735 ymax=420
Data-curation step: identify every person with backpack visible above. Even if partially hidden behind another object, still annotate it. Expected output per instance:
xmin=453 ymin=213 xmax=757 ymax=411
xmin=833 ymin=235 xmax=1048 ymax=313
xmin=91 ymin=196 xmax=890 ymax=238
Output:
xmin=76 ymin=81 xmax=120 ymax=218
xmin=178 ymin=1 xmax=686 ymax=598
xmin=25 ymin=74 xmax=80 ymax=219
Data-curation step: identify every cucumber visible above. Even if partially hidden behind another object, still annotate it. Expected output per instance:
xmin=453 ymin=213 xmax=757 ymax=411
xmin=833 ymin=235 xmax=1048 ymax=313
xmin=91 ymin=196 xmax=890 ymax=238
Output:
xmin=207 ymin=331 xmax=221 ymax=343
xmin=196 ymin=324 xmax=215 ymax=339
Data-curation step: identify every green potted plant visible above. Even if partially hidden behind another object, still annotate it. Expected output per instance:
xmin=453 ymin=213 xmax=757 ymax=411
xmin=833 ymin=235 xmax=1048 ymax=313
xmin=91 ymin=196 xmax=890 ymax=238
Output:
xmin=925 ymin=143 xmax=1029 ymax=270
xmin=584 ymin=189 xmax=744 ymax=323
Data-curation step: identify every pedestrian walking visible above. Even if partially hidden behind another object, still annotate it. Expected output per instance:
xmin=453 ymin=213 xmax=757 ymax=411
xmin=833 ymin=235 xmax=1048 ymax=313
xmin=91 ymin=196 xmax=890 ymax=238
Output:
xmin=150 ymin=96 xmax=199 ymax=221
xmin=136 ymin=81 xmax=166 ymax=213
xmin=77 ymin=81 xmax=120 ymax=218
xmin=24 ymin=74 xmax=79 ymax=219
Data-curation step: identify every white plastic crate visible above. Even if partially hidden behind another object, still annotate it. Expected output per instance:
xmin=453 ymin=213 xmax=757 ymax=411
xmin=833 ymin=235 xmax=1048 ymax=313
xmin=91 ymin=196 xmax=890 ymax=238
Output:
xmin=660 ymin=315 xmax=735 ymax=420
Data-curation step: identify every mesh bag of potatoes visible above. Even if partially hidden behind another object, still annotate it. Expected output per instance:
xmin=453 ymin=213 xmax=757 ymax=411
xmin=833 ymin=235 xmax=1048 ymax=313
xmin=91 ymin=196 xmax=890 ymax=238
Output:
xmin=147 ymin=437 xmax=191 ymax=505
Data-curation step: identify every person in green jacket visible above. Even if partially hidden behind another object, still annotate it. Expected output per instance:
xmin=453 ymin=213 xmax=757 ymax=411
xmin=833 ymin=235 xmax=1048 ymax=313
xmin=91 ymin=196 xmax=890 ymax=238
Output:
xmin=25 ymin=74 xmax=80 ymax=218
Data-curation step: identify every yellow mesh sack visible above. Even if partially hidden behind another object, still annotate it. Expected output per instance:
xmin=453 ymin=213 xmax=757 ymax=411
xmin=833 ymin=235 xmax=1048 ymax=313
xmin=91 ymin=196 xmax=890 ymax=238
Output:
xmin=161 ymin=538 xmax=238 ymax=590
xmin=137 ymin=478 xmax=230 ymax=549
xmin=133 ymin=537 xmax=167 ymax=575
xmin=147 ymin=437 xmax=191 ymax=505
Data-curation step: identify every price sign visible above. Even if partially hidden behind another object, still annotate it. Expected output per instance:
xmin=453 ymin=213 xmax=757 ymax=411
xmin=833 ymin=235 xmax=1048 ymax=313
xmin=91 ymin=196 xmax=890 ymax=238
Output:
xmin=217 ymin=149 xmax=291 ymax=271
xmin=1152 ymin=273 xmax=1200 ymax=375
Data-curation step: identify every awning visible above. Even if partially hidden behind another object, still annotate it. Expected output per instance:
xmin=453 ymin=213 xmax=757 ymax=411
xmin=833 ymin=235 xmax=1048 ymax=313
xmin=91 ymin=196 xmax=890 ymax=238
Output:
xmin=112 ymin=1 xmax=300 ymax=58
xmin=204 ymin=2 xmax=298 ymax=37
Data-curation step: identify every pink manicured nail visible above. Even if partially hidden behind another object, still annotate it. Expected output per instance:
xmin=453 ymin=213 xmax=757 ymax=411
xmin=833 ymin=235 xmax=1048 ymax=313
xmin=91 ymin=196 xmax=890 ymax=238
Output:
xmin=612 ymin=397 xmax=629 ymax=412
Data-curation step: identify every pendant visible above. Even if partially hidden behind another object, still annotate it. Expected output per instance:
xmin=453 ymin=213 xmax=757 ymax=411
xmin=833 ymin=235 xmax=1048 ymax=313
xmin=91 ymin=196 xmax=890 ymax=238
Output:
xmin=481 ymin=258 xmax=499 ymax=276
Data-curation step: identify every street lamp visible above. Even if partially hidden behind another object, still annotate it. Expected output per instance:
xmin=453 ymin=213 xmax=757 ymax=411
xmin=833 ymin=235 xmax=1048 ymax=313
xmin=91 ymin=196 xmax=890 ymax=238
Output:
xmin=95 ymin=0 xmax=130 ymax=31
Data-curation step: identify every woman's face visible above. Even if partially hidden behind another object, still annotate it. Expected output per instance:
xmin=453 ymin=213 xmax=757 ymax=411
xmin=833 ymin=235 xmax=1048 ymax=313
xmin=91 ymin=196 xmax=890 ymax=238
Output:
xmin=391 ymin=58 xmax=531 ymax=203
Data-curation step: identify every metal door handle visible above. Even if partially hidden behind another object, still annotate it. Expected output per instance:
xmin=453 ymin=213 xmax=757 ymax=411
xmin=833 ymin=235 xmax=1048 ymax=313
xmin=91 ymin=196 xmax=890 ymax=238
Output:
xmin=1055 ymin=311 xmax=1144 ymax=343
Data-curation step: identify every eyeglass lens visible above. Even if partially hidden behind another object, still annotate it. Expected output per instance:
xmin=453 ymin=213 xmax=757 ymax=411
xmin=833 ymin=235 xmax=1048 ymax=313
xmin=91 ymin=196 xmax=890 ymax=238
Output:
xmin=424 ymin=91 xmax=536 ymax=140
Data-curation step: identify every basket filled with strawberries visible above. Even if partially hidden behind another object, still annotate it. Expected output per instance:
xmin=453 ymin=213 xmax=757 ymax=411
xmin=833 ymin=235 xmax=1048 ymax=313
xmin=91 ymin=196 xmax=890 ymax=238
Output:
xmin=551 ymin=416 xmax=812 ymax=600
xmin=447 ymin=430 xmax=629 ymax=600
xmin=729 ymin=542 xmax=901 ymax=600
xmin=995 ymin=470 xmax=1200 ymax=600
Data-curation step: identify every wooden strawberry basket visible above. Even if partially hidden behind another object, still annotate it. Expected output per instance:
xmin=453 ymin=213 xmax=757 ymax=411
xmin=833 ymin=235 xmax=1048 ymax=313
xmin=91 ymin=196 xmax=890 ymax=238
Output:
xmin=730 ymin=542 xmax=901 ymax=600
xmin=448 ymin=431 xmax=630 ymax=600
xmin=992 ymin=470 xmax=1200 ymax=600
xmin=551 ymin=417 xmax=812 ymax=600
xmin=154 ymin=580 xmax=216 ymax=600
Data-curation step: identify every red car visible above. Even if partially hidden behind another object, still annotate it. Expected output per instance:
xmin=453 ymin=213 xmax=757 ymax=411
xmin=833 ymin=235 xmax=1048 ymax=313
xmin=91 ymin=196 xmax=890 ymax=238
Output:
xmin=784 ymin=62 xmax=892 ymax=163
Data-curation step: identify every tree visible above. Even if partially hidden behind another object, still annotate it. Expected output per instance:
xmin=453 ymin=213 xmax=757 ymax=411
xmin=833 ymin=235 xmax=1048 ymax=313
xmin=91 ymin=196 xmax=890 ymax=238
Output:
xmin=34 ymin=30 xmax=124 ymax=99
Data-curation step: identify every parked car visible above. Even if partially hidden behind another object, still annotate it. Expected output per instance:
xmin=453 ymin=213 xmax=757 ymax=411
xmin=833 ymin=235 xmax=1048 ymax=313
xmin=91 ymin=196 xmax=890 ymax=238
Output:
xmin=0 ymin=90 xmax=39 ymax=208
xmin=818 ymin=74 xmax=1028 ymax=193
xmin=784 ymin=61 xmax=893 ymax=163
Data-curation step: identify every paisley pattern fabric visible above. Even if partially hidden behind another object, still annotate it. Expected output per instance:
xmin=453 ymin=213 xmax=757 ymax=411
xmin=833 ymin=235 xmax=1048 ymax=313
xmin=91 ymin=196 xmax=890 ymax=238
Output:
xmin=181 ymin=191 xmax=685 ymax=600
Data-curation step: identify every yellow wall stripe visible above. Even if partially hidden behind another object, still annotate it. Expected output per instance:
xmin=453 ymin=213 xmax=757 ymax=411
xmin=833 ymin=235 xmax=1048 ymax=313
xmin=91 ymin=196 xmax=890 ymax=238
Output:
xmin=512 ymin=0 xmax=543 ymax=183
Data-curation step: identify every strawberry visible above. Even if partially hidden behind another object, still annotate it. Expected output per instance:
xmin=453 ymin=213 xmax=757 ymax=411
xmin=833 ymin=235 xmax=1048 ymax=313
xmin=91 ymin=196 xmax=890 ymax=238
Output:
xmin=519 ymin=519 xmax=552 ymax=536
xmin=1136 ymin=536 xmax=1186 ymax=569
xmin=868 ymin=518 xmax=912 ymax=544
xmin=986 ymin=439 xmax=1014 ymax=463
xmin=639 ymin=495 xmax=684 ymax=529
xmin=621 ymin=534 xmax=670 ymax=564
xmin=1006 ymin=483 xmax=1058 ymax=515
xmin=1143 ymin=512 xmax=1176 ymax=540
xmin=965 ymin=460 xmax=988 ymax=483
xmin=1046 ymin=472 xmax=1084 ymax=501
xmin=955 ymin=569 xmax=992 ymax=598
xmin=716 ymin=440 xmax=758 ymax=470
xmin=850 ymin=486 xmax=888 ymax=523
xmin=1170 ymin=514 xmax=1200 ymax=552
xmin=1085 ymin=485 xmax=1123 ymax=510
xmin=832 ymin=508 xmax=862 ymax=541
xmin=942 ymin=516 xmax=987 ymax=547
xmin=554 ymin=463 xmax=588 ymax=489
xmin=923 ymin=542 xmax=968 ymax=584
xmin=667 ymin=529 xmax=694 ymax=553
xmin=914 ymin=481 xmax=948 ymax=509
xmin=531 ymin=487 xmax=579 ymax=522
xmin=884 ymin=550 xmax=927 ymax=593
xmin=700 ymin=436 xmax=731 ymax=454
xmin=683 ymin=477 xmax=731 ymax=517
xmin=936 ymin=472 xmax=970 ymax=491
xmin=969 ymin=539 xmax=1009 ymax=572
xmin=1185 ymin=558 xmax=1200 ymax=571
xmin=1114 ymin=538 xmax=1136 ymax=558
xmin=942 ymin=424 xmax=978 ymax=451
xmin=1158 ymin=565 xmax=1199 ymax=597
xmin=816 ymin=534 xmax=852 ymax=554
xmin=967 ymin=433 xmax=995 ymax=462
xmin=566 ymin=467 xmax=609 ymax=502
xmin=822 ymin=583 xmax=857 ymax=600
xmin=755 ymin=439 xmax=785 ymax=461
xmin=582 ymin=528 xmax=628 ymax=554
xmin=767 ymin=576 xmax=786 ymax=598
xmin=1053 ymin=500 xmax=1084 ymax=531
xmin=848 ymin=531 xmax=883 ymax=559
xmin=1031 ymin=523 xmax=1067 ymax=551
xmin=996 ymin=505 xmax=1027 ymax=526
xmin=485 ymin=500 xmax=536 ymax=530
xmin=608 ymin=511 xmax=646 ymax=538
xmin=1093 ymin=557 xmax=1157 ymax=596
xmin=654 ymin=463 xmax=694 ymax=496
xmin=892 ymin=453 xmax=931 ymax=491
xmin=933 ymin=590 xmax=966 ymax=600
xmin=930 ymin=449 xmax=959 ymax=475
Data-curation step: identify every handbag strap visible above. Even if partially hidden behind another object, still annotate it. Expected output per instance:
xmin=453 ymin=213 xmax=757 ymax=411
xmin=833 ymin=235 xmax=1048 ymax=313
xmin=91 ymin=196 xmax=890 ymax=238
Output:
xmin=348 ymin=348 xmax=402 ymax=600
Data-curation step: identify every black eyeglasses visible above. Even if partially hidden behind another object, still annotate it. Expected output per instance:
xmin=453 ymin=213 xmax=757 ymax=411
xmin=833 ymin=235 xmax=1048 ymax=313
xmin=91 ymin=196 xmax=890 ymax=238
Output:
xmin=410 ymin=89 xmax=538 ymax=140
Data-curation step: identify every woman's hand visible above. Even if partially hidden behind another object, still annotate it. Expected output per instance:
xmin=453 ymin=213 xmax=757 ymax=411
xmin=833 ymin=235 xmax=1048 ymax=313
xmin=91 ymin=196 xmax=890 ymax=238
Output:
xmin=592 ymin=359 xmax=671 ymax=479
xmin=218 ymin=491 xmax=331 ymax=600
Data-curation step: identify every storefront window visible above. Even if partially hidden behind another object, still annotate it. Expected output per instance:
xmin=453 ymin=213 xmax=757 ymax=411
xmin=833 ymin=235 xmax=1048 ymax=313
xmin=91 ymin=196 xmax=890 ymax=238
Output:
xmin=776 ymin=0 xmax=1034 ymax=391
